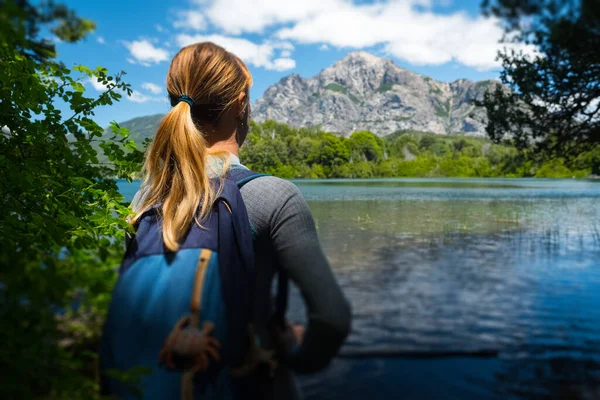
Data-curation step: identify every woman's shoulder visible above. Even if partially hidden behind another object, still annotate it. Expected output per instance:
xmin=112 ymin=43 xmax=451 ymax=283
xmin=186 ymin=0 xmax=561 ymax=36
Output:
xmin=241 ymin=175 xmax=302 ymax=200
xmin=239 ymin=176 xmax=308 ymax=227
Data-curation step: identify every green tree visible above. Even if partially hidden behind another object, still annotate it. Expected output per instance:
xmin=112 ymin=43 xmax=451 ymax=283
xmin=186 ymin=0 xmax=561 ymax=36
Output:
xmin=310 ymin=164 xmax=327 ymax=178
xmin=390 ymin=133 xmax=420 ymax=160
xmin=289 ymin=136 xmax=316 ymax=162
xmin=420 ymin=135 xmax=450 ymax=156
xmin=439 ymin=155 xmax=477 ymax=177
xmin=272 ymin=165 xmax=298 ymax=179
xmin=419 ymin=135 xmax=437 ymax=150
xmin=535 ymin=158 xmax=575 ymax=178
xmin=331 ymin=163 xmax=352 ymax=178
xmin=241 ymin=136 xmax=285 ymax=173
xmin=348 ymin=130 xmax=383 ymax=162
xmin=293 ymin=163 xmax=313 ymax=178
xmin=477 ymin=0 xmax=600 ymax=174
xmin=473 ymin=156 xmax=494 ymax=177
xmin=351 ymin=161 xmax=374 ymax=178
xmin=239 ymin=121 xmax=565 ymax=179
xmin=375 ymin=160 xmax=397 ymax=177
xmin=307 ymin=133 xmax=350 ymax=167
xmin=428 ymin=141 xmax=450 ymax=157
xmin=0 ymin=1 xmax=144 ymax=398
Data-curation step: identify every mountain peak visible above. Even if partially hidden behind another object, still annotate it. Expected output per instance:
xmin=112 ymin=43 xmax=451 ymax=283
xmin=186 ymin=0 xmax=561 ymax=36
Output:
xmin=278 ymin=72 xmax=302 ymax=83
xmin=251 ymin=51 xmax=494 ymax=137
xmin=341 ymin=51 xmax=386 ymax=64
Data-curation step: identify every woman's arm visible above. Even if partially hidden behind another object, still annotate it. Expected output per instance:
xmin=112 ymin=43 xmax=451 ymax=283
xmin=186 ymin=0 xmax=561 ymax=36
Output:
xmin=242 ymin=177 xmax=352 ymax=373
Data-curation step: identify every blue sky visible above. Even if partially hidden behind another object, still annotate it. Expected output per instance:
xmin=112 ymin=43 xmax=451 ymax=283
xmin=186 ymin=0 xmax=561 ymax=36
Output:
xmin=54 ymin=0 xmax=509 ymax=128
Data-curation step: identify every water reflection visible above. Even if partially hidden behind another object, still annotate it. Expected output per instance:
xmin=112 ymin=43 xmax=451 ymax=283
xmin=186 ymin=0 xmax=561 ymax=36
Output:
xmin=289 ymin=179 xmax=600 ymax=399
xmin=292 ymin=230 xmax=600 ymax=399
xmin=299 ymin=356 xmax=600 ymax=399
xmin=494 ymin=357 xmax=600 ymax=399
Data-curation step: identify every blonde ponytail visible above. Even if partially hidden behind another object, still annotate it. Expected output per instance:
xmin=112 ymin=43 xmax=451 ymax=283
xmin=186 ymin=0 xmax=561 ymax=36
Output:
xmin=132 ymin=42 xmax=252 ymax=251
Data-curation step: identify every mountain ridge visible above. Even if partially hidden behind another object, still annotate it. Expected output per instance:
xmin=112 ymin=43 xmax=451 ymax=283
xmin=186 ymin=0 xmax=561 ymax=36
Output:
xmin=251 ymin=51 xmax=497 ymax=136
xmin=108 ymin=51 xmax=498 ymax=141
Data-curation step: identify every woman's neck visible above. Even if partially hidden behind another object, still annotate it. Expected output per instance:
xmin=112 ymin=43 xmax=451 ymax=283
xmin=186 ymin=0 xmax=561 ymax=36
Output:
xmin=207 ymin=137 xmax=239 ymax=157
xmin=209 ymin=142 xmax=240 ymax=157
xmin=202 ymin=120 xmax=239 ymax=157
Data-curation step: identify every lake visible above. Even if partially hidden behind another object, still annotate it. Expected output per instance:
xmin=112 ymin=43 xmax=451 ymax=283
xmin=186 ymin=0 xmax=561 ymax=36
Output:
xmin=118 ymin=178 xmax=600 ymax=399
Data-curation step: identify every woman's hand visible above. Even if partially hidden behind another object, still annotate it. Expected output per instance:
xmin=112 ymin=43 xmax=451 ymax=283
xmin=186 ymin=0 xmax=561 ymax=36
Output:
xmin=272 ymin=322 xmax=304 ymax=357
xmin=289 ymin=324 xmax=304 ymax=344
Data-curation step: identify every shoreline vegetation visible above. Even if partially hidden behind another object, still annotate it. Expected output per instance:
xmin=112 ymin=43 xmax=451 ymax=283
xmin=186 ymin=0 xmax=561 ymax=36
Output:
xmin=110 ymin=119 xmax=599 ymax=181
xmin=240 ymin=121 xmax=597 ymax=179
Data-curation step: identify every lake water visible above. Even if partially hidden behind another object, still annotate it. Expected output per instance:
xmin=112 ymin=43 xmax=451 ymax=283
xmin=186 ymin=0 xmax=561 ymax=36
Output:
xmin=118 ymin=178 xmax=600 ymax=399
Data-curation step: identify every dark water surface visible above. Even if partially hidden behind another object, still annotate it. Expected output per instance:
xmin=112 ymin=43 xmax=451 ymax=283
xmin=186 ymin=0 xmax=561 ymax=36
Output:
xmin=118 ymin=178 xmax=600 ymax=399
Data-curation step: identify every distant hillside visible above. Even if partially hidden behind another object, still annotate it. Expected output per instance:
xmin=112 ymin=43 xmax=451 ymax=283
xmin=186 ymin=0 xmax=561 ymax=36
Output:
xmin=106 ymin=113 xmax=164 ymax=148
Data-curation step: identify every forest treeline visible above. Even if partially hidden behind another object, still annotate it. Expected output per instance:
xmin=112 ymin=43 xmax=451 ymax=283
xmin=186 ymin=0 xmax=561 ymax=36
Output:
xmin=240 ymin=120 xmax=598 ymax=179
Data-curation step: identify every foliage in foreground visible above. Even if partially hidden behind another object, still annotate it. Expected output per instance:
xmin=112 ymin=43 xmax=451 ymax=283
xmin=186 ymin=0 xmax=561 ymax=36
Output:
xmin=240 ymin=120 xmax=597 ymax=179
xmin=0 ymin=1 xmax=144 ymax=398
xmin=476 ymin=0 xmax=600 ymax=174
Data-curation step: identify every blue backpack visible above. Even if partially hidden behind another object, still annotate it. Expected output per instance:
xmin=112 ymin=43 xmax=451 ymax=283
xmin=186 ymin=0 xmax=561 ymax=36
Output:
xmin=100 ymin=168 xmax=288 ymax=400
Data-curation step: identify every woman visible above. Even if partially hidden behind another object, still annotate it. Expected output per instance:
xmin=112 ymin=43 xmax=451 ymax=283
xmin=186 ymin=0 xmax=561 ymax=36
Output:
xmin=129 ymin=42 xmax=351 ymax=399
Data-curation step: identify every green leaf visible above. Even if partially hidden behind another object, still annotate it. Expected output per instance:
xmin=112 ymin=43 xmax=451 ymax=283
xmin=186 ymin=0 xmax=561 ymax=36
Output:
xmin=0 ymin=3 xmax=144 ymax=398
xmin=71 ymin=81 xmax=85 ymax=93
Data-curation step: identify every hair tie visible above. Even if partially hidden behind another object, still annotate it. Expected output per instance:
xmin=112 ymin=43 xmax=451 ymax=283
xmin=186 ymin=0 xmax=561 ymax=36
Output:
xmin=177 ymin=94 xmax=195 ymax=107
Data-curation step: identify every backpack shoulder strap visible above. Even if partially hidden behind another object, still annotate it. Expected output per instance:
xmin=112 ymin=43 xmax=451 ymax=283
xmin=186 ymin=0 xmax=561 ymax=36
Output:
xmin=225 ymin=168 xmax=289 ymax=325
xmin=225 ymin=167 xmax=270 ymax=188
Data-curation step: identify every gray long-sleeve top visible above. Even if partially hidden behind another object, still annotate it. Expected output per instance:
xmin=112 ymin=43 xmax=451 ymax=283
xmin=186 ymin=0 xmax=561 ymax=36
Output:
xmin=132 ymin=158 xmax=351 ymax=399
xmin=240 ymin=176 xmax=352 ymax=375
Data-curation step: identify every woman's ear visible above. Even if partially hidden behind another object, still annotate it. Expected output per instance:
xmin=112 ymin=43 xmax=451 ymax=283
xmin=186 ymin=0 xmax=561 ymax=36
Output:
xmin=236 ymin=91 xmax=247 ymax=115
xmin=235 ymin=91 xmax=250 ymax=147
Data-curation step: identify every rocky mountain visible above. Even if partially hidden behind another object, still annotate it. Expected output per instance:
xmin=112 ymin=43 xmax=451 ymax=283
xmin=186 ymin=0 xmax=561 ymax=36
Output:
xmin=252 ymin=51 xmax=497 ymax=136
xmin=108 ymin=52 xmax=498 ymax=141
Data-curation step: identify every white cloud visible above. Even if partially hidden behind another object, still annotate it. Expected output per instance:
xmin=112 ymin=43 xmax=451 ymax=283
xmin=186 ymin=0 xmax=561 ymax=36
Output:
xmin=189 ymin=0 xmax=532 ymax=71
xmin=269 ymin=40 xmax=294 ymax=50
xmin=201 ymin=0 xmax=344 ymax=35
xmin=128 ymin=91 xmax=163 ymax=103
xmin=272 ymin=57 xmax=296 ymax=71
xmin=276 ymin=1 xmax=515 ymax=70
xmin=87 ymin=78 xmax=109 ymax=91
xmin=97 ymin=36 xmax=105 ymax=44
xmin=123 ymin=40 xmax=169 ymax=66
xmin=175 ymin=34 xmax=296 ymax=71
xmin=173 ymin=10 xmax=207 ymax=31
xmin=319 ymin=44 xmax=329 ymax=51
xmin=280 ymin=50 xmax=292 ymax=57
xmin=142 ymin=82 xmax=163 ymax=94
xmin=155 ymin=24 xmax=166 ymax=33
